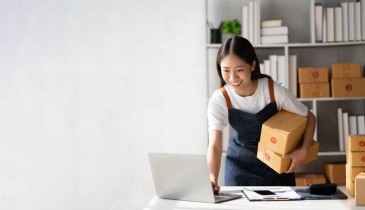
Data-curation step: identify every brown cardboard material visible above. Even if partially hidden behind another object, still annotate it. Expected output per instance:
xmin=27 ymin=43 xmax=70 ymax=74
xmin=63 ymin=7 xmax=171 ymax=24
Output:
xmin=346 ymin=178 xmax=355 ymax=197
xmin=298 ymin=67 xmax=329 ymax=83
xmin=295 ymin=174 xmax=326 ymax=186
xmin=331 ymin=63 xmax=362 ymax=78
xmin=346 ymin=164 xmax=365 ymax=181
xmin=257 ymin=140 xmax=319 ymax=174
xmin=331 ymin=78 xmax=365 ymax=97
xmin=346 ymin=151 xmax=365 ymax=167
xmin=324 ymin=162 xmax=346 ymax=185
xmin=347 ymin=135 xmax=365 ymax=152
xmin=259 ymin=110 xmax=308 ymax=155
xmin=299 ymin=83 xmax=330 ymax=98
xmin=355 ymin=172 xmax=365 ymax=206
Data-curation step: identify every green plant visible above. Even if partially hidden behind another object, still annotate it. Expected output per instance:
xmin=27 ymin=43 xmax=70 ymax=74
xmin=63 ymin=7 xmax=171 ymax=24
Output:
xmin=220 ymin=19 xmax=241 ymax=35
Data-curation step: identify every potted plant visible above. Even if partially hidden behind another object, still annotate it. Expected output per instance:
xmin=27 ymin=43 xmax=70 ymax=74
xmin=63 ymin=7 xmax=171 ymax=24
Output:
xmin=220 ymin=19 xmax=241 ymax=42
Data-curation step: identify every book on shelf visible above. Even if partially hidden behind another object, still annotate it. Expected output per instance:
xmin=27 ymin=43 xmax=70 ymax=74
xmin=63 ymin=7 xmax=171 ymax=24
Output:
xmin=322 ymin=7 xmax=327 ymax=43
xmin=342 ymin=1 xmax=349 ymax=42
xmin=269 ymin=55 xmax=278 ymax=81
xmin=288 ymin=55 xmax=297 ymax=97
xmin=261 ymin=26 xmax=288 ymax=36
xmin=242 ymin=5 xmax=249 ymax=40
xmin=261 ymin=35 xmax=288 ymax=44
xmin=343 ymin=112 xmax=349 ymax=151
xmin=358 ymin=115 xmax=365 ymax=134
xmin=349 ymin=115 xmax=358 ymax=135
xmin=326 ymin=7 xmax=335 ymax=42
xmin=355 ymin=1 xmax=362 ymax=41
xmin=337 ymin=108 xmax=345 ymax=151
xmin=261 ymin=19 xmax=282 ymax=28
xmin=315 ymin=4 xmax=323 ymax=42
xmin=263 ymin=59 xmax=270 ymax=76
xmin=242 ymin=0 xmax=260 ymax=44
xmin=362 ymin=0 xmax=365 ymax=40
xmin=334 ymin=7 xmax=343 ymax=42
xmin=348 ymin=1 xmax=355 ymax=41
xmin=277 ymin=55 xmax=286 ymax=88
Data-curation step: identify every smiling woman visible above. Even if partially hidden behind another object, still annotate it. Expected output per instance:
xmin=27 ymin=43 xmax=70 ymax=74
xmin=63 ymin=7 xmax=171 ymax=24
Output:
xmin=207 ymin=36 xmax=317 ymax=191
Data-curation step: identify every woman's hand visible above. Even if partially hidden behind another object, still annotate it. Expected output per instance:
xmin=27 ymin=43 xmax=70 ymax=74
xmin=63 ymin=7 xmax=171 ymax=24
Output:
xmin=283 ymin=146 xmax=309 ymax=173
xmin=211 ymin=181 xmax=221 ymax=194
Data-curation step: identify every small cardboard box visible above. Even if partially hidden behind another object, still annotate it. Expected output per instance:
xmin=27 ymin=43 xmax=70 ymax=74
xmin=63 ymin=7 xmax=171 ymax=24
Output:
xmin=259 ymin=110 xmax=308 ymax=155
xmin=257 ymin=140 xmax=319 ymax=174
xmin=324 ymin=162 xmax=346 ymax=185
xmin=347 ymin=135 xmax=365 ymax=151
xmin=355 ymin=172 xmax=365 ymax=206
xmin=346 ymin=151 xmax=365 ymax=167
xmin=299 ymin=82 xmax=330 ymax=98
xmin=346 ymin=164 xmax=365 ymax=181
xmin=346 ymin=178 xmax=355 ymax=197
xmin=298 ymin=67 xmax=329 ymax=83
xmin=331 ymin=78 xmax=365 ymax=97
xmin=295 ymin=174 xmax=326 ymax=186
xmin=331 ymin=63 xmax=362 ymax=78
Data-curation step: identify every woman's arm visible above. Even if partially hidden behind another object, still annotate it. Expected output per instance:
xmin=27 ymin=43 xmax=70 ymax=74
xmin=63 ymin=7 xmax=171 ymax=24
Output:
xmin=284 ymin=110 xmax=317 ymax=173
xmin=207 ymin=130 xmax=223 ymax=191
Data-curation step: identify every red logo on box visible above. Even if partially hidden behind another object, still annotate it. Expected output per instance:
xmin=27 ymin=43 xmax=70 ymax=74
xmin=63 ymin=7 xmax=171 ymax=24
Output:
xmin=360 ymin=141 xmax=365 ymax=147
xmin=271 ymin=137 xmax=277 ymax=144
xmin=312 ymin=71 xmax=319 ymax=79
xmin=265 ymin=153 xmax=271 ymax=161
xmin=345 ymin=84 xmax=352 ymax=91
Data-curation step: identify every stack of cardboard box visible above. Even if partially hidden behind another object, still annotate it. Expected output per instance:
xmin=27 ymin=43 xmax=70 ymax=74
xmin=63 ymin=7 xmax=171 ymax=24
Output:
xmin=298 ymin=67 xmax=330 ymax=98
xmin=324 ymin=162 xmax=346 ymax=185
xmin=257 ymin=110 xmax=319 ymax=174
xmin=346 ymin=135 xmax=365 ymax=197
xmin=295 ymin=174 xmax=326 ymax=186
xmin=331 ymin=63 xmax=365 ymax=97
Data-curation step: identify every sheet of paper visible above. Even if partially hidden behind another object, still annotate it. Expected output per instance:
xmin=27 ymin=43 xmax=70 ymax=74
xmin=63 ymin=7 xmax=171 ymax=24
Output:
xmin=242 ymin=187 xmax=302 ymax=201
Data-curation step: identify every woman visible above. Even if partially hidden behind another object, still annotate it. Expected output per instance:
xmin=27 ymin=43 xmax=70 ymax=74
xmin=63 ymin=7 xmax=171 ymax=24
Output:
xmin=207 ymin=36 xmax=316 ymax=192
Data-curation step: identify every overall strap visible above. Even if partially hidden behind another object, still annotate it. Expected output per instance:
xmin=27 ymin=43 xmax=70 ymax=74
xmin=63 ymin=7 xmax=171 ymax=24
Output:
xmin=220 ymin=87 xmax=232 ymax=109
xmin=268 ymin=78 xmax=276 ymax=103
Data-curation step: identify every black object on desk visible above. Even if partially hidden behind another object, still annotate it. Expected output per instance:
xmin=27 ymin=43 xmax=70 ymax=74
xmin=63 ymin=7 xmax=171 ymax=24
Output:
xmin=295 ymin=184 xmax=348 ymax=200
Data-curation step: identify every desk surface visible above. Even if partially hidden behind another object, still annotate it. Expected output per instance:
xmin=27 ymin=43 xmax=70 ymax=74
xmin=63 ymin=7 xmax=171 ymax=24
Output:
xmin=144 ymin=186 xmax=362 ymax=210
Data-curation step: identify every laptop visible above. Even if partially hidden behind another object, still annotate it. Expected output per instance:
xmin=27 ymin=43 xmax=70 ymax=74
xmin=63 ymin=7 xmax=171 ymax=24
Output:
xmin=148 ymin=152 xmax=242 ymax=203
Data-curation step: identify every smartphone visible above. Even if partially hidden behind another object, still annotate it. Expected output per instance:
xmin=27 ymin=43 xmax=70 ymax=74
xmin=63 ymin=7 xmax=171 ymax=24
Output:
xmin=254 ymin=190 xmax=276 ymax=195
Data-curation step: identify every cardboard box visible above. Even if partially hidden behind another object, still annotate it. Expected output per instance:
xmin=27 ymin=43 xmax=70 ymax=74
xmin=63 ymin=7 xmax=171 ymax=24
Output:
xmin=259 ymin=110 xmax=308 ymax=155
xmin=331 ymin=63 xmax=362 ymax=78
xmin=257 ymin=140 xmax=319 ymax=174
xmin=295 ymin=174 xmax=326 ymax=186
xmin=346 ymin=164 xmax=365 ymax=181
xmin=298 ymin=67 xmax=329 ymax=83
xmin=324 ymin=162 xmax=346 ymax=185
xmin=346 ymin=178 xmax=355 ymax=197
xmin=347 ymin=135 xmax=365 ymax=151
xmin=299 ymin=82 xmax=330 ymax=98
xmin=331 ymin=78 xmax=365 ymax=97
xmin=346 ymin=151 xmax=365 ymax=167
xmin=355 ymin=172 xmax=365 ymax=206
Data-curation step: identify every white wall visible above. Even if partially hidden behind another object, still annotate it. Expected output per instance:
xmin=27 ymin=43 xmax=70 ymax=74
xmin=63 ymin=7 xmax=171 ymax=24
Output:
xmin=0 ymin=0 xmax=207 ymax=209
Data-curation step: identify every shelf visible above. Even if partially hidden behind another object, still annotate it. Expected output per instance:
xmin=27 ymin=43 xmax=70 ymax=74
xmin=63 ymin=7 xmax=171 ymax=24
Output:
xmin=206 ymin=41 xmax=365 ymax=49
xmin=299 ymin=96 xmax=365 ymax=102
xmin=318 ymin=151 xmax=346 ymax=156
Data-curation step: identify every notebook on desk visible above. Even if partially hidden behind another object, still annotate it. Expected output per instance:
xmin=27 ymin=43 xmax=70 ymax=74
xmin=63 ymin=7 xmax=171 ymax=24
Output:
xmin=148 ymin=152 xmax=242 ymax=203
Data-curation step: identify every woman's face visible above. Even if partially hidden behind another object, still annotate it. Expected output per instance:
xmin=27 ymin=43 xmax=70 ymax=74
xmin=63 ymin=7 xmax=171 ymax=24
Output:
xmin=220 ymin=54 xmax=255 ymax=92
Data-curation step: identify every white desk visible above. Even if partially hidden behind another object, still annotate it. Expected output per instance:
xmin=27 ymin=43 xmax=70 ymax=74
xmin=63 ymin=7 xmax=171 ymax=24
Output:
xmin=144 ymin=186 xmax=363 ymax=210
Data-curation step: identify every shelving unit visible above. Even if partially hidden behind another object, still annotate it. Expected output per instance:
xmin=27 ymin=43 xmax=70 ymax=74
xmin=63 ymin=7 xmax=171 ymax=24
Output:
xmin=205 ymin=0 xmax=365 ymax=176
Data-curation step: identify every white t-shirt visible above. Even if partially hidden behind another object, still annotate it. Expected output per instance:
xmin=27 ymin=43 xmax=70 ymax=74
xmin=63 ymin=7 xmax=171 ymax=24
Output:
xmin=207 ymin=78 xmax=308 ymax=131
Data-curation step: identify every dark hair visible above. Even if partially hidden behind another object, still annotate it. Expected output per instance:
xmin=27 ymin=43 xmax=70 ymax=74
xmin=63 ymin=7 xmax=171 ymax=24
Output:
xmin=216 ymin=36 xmax=270 ymax=86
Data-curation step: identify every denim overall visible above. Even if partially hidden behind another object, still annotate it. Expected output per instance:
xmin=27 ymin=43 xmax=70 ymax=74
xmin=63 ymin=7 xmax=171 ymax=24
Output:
xmin=222 ymin=79 xmax=295 ymax=186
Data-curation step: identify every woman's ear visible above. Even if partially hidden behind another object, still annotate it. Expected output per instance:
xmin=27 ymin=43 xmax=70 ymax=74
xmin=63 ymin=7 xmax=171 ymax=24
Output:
xmin=251 ymin=60 xmax=256 ymax=71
